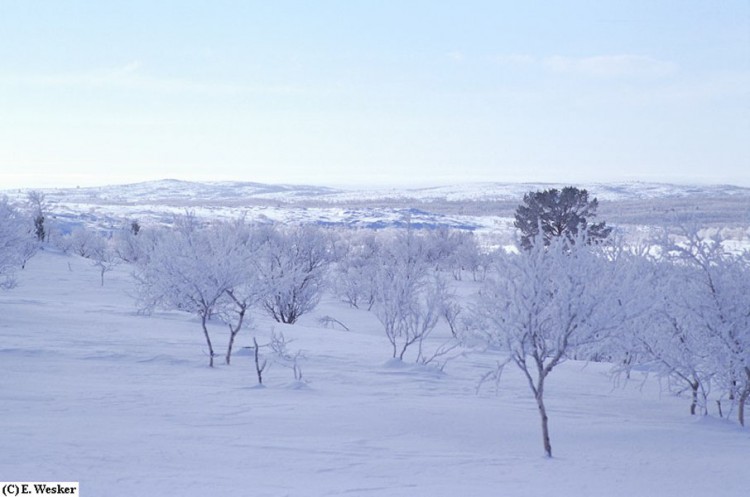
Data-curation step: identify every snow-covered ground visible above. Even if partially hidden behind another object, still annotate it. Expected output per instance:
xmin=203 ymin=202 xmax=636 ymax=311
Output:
xmin=1 ymin=249 xmax=748 ymax=496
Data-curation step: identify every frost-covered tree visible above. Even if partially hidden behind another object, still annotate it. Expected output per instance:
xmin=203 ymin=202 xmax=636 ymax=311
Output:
xmin=660 ymin=226 xmax=750 ymax=425
xmin=256 ymin=224 xmax=330 ymax=324
xmin=514 ymin=187 xmax=611 ymax=250
xmin=112 ymin=221 xmax=147 ymax=264
xmin=423 ymin=228 xmax=462 ymax=270
xmin=0 ymin=198 xmax=35 ymax=289
xmin=89 ymin=235 xmax=120 ymax=286
xmin=62 ymin=226 xmax=100 ymax=258
xmin=474 ymin=233 xmax=644 ymax=457
xmin=213 ymin=219 xmax=263 ymax=365
xmin=57 ymin=224 xmax=136 ymax=286
xmin=614 ymin=256 xmax=716 ymax=416
xmin=452 ymin=232 xmax=488 ymax=281
xmin=26 ymin=190 xmax=48 ymax=242
xmin=370 ymin=230 xmax=449 ymax=361
xmin=332 ymin=230 xmax=380 ymax=310
xmin=135 ymin=219 xmax=249 ymax=367
xmin=422 ymin=228 xmax=486 ymax=281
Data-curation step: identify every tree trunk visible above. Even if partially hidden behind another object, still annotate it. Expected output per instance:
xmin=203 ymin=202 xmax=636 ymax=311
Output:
xmin=739 ymin=390 xmax=748 ymax=427
xmin=226 ymin=330 xmax=237 ymax=366
xmin=535 ymin=377 xmax=552 ymax=458
xmin=201 ymin=313 xmax=215 ymax=368
xmin=740 ymin=368 xmax=750 ymax=427
xmin=690 ymin=381 xmax=699 ymax=416
xmin=253 ymin=337 xmax=264 ymax=385
xmin=739 ymin=369 xmax=750 ymax=427
xmin=399 ymin=342 xmax=408 ymax=361
xmin=518 ymin=358 xmax=553 ymax=458
xmin=388 ymin=331 xmax=398 ymax=359
xmin=225 ymin=308 xmax=246 ymax=365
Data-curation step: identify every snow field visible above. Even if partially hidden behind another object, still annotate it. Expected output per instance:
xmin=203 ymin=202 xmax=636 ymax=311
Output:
xmin=1 ymin=250 xmax=748 ymax=496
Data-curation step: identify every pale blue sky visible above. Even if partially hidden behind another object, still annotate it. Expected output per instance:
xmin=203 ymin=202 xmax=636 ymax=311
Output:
xmin=1 ymin=1 xmax=748 ymax=188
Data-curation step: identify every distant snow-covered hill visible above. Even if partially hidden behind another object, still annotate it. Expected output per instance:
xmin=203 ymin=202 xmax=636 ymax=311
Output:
xmin=320 ymin=181 xmax=750 ymax=203
xmin=7 ymin=179 xmax=750 ymax=204
xmin=2 ymin=179 xmax=749 ymax=238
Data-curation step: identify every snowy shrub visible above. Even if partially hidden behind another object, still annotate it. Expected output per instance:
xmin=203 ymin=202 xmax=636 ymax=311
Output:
xmin=331 ymin=230 xmax=380 ymax=310
xmin=0 ymin=198 xmax=36 ymax=288
xmin=370 ymin=229 xmax=453 ymax=362
xmin=89 ymin=235 xmax=120 ymax=286
xmin=256 ymin=224 xmax=330 ymax=324
xmin=62 ymin=227 xmax=100 ymax=258
xmin=26 ymin=190 xmax=50 ymax=243
xmin=112 ymin=221 xmax=147 ymax=263
xmin=657 ymin=226 xmax=750 ymax=425
xmin=135 ymin=217 xmax=257 ymax=367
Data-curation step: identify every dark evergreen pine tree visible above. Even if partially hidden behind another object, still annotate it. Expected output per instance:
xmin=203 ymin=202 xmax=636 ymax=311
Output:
xmin=514 ymin=187 xmax=611 ymax=250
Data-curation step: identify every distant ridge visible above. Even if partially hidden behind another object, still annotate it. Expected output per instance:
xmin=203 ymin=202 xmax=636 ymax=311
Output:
xmin=2 ymin=179 xmax=748 ymax=234
xmin=5 ymin=179 xmax=749 ymax=205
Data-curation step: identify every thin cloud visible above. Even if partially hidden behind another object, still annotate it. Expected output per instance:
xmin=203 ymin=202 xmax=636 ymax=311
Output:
xmin=491 ymin=53 xmax=678 ymax=78
xmin=542 ymin=54 xmax=678 ymax=78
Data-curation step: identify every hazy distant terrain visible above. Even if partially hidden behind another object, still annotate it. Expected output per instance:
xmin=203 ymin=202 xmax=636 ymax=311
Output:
xmin=3 ymin=180 xmax=749 ymax=242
